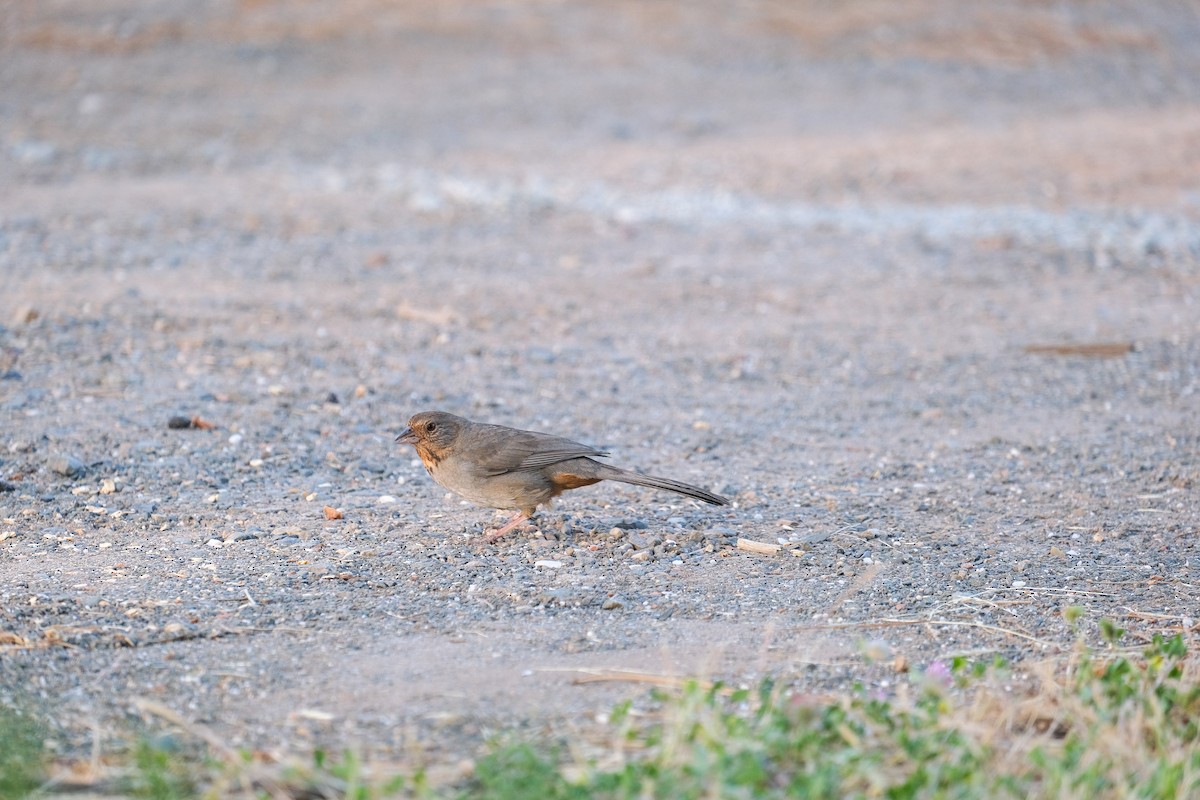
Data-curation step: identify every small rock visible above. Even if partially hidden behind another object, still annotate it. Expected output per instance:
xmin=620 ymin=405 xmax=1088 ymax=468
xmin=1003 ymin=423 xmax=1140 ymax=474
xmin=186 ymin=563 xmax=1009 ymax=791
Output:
xmin=277 ymin=535 xmax=302 ymax=545
xmin=0 ymin=370 xmax=20 ymax=381
xmin=627 ymin=533 xmax=661 ymax=551
xmin=226 ymin=531 xmax=258 ymax=542
xmin=167 ymin=416 xmax=193 ymax=429
xmin=50 ymin=455 xmax=86 ymax=478
xmin=602 ymin=596 xmax=626 ymax=610
xmin=630 ymin=550 xmax=653 ymax=562
xmin=534 ymin=560 xmax=563 ymax=569
xmin=0 ymin=480 xmax=16 ymax=492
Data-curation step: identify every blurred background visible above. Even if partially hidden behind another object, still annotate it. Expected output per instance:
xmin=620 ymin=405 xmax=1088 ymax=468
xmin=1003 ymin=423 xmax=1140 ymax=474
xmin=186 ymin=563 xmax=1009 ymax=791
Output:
xmin=5 ymin=1 xmax=1200 ymax=210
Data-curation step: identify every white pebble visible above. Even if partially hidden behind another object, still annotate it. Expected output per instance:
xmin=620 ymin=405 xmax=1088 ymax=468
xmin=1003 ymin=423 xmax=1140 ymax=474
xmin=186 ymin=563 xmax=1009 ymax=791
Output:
xmin=534 ymin=560 xmax=563 ymax=569
xmin=377 ymin=495 xmax=398 ymax=504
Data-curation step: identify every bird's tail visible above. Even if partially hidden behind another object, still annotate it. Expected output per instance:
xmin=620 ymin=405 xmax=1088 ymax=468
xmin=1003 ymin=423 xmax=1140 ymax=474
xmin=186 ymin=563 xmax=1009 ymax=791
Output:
xmin=598 ymin=465 xmax=729 ymax=506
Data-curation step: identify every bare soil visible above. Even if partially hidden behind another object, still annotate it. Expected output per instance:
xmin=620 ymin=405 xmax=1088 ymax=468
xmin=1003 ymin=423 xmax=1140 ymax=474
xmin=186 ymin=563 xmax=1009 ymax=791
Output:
xmin=1 ymin=0 xmax=1198 ymax=769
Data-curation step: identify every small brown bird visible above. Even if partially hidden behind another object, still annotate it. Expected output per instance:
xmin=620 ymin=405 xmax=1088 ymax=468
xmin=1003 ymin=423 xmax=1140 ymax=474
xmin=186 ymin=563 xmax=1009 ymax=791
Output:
xmin=396 ymin=411 xmax=728 ymax=542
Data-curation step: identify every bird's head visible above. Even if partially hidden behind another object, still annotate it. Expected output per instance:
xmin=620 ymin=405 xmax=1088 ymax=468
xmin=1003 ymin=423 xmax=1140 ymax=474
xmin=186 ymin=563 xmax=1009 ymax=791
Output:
xmin=396 ymin=411 xmax=464 ymax=458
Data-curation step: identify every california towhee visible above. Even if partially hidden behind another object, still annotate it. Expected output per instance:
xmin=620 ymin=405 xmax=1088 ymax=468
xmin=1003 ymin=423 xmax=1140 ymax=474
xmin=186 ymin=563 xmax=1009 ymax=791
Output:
xmin=397 ymin=411 xmax=729 ymax=541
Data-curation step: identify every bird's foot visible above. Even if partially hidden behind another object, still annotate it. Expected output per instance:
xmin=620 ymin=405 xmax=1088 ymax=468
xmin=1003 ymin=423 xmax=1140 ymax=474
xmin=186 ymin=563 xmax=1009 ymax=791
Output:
xmin=484 ymin=511 xmax=534 ymax=543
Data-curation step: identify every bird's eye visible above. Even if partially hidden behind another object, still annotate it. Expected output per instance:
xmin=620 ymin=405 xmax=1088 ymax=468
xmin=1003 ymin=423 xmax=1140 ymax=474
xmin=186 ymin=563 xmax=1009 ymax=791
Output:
xmin=426 ymin=421 xmax=437 ymax=433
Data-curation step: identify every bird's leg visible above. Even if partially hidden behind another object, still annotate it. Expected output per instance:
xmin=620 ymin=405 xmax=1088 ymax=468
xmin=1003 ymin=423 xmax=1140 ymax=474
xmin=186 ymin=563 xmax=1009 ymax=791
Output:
xmin=485 ymin=510 xmax=533 ymax=543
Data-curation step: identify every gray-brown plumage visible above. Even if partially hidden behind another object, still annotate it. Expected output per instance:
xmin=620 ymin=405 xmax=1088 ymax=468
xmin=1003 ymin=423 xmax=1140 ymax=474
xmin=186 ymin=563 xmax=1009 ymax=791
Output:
xmin=396 ymin=411 xmax=728 ymax=541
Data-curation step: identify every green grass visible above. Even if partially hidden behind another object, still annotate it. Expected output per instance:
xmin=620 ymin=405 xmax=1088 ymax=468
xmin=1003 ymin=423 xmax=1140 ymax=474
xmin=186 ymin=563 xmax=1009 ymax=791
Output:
xmin=6 ymin=620 xmax=1200 ymax=799
xmin=0 ymin=705 xmax=46 ymax=800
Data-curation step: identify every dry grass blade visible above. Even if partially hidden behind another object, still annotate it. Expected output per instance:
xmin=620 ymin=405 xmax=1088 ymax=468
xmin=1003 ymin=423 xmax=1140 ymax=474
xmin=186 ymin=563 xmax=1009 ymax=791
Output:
xmin=0 ymin=630 xmax=31 ymax=648
xmin=131 ymin=698 xmax=240 ymax=764
xmin=538 ymin=667 xmax=715 ymax=690
xmin=1024 ymin=342 xmax=1133 ymax=357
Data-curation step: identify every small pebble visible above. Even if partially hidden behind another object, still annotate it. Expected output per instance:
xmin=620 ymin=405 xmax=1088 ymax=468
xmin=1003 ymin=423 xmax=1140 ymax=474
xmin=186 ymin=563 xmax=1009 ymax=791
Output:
xmin=534 ymin=560 xmax=563 ymax=569
xmin=167 ymin=416 xmax=193 ymax=429
xmin=602 ymin=596 xmax=626 ymax=610
xmin=49 ymin=455 xmax=86 ymax=478
xmin=627 ymin=533 xmax=661 ymax=551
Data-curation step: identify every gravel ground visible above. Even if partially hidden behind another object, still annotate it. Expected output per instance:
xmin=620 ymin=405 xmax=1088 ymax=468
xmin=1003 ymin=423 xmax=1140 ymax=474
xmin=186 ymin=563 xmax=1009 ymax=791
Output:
xmin=2 ymin=0 xmax=1198 ymax=768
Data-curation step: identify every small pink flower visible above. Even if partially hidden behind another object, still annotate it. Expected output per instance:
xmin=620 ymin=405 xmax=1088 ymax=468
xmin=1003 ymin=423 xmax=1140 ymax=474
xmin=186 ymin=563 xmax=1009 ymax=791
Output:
xmin=924 ymin=660 xmax=953 ymax=686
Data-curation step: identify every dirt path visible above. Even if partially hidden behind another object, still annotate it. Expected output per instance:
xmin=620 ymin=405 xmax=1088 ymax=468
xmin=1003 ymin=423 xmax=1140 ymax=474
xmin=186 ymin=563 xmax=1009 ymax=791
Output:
xmin=2 ymin=0 xmax=1198 ymax=763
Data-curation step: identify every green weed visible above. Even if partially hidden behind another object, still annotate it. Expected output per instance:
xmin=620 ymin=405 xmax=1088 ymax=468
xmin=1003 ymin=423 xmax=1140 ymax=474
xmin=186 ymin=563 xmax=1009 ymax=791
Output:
xmin=4 ymin=622 xmax=1199 ymax=799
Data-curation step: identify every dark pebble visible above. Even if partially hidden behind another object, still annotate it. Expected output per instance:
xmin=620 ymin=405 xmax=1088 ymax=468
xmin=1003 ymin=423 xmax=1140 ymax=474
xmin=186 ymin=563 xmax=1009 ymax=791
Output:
xmin=325 ymin=392 xmax=340 ymax=404
xmin=277 ymin=535 xmax=302 ymax=545
xmin=1 ymin=370 xmax=20 ymax=380
xmin=0 ymin=480 xmax=15 ymax=492
xmin=167 ymin=416 xmax=193 ymax=429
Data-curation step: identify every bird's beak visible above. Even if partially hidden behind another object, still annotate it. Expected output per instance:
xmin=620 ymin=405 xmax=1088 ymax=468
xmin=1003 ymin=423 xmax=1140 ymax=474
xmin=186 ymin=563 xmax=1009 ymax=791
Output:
xmin=396 ymin=426 xmax=416 ymax=445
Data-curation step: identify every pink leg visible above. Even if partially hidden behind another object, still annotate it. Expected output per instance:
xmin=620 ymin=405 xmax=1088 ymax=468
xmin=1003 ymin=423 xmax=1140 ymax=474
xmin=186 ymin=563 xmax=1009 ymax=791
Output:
xmin=485 ymin=510 xmax=533 ymax=543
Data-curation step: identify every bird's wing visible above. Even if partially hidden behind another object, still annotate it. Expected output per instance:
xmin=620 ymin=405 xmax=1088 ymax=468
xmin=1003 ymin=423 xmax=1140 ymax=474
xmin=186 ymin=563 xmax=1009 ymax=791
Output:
xmin=468 ymin=424 xmax=608 ymax=475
